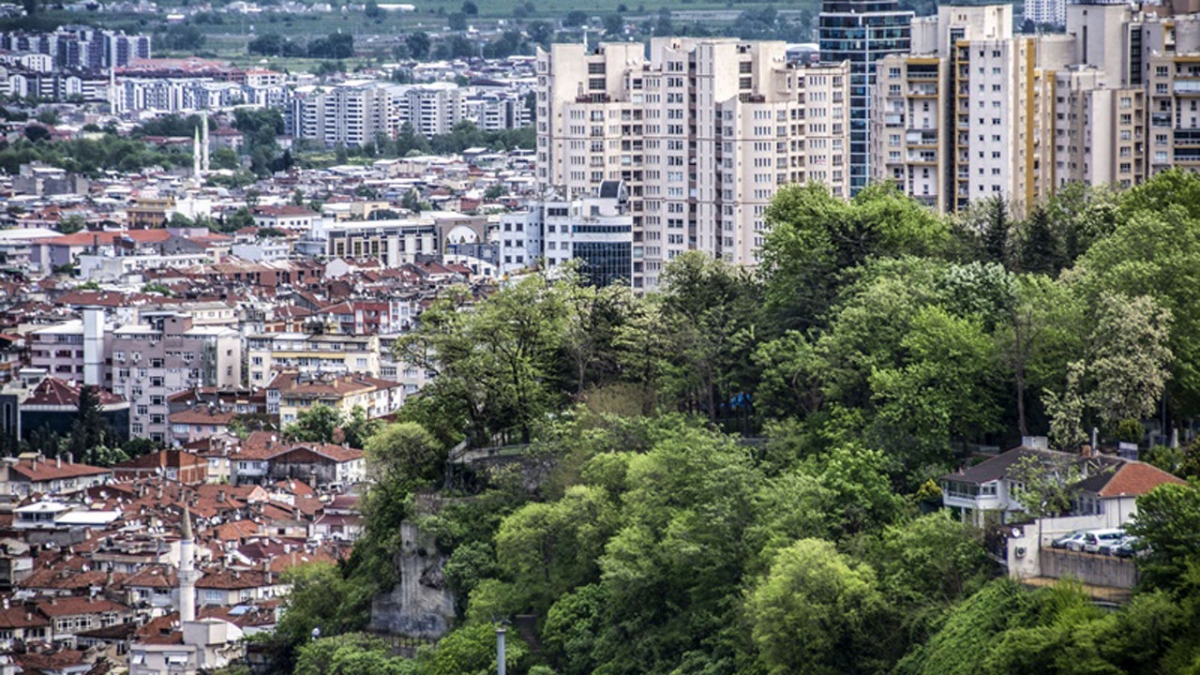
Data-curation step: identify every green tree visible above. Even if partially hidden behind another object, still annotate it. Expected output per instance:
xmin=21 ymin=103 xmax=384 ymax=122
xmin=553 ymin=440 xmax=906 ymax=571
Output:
xmin=996 ymin=274 xmax=1084 ymax=437
xmin=342 ymin=406 xmax=383 ymax=450
xmin=494 ymin=485 xmax=616 ymax=616
xmin=57 ymin=214 xmax=85 ymax=234
xmin=762 ymin=182 xmax=949 ymax=331
xmin=869 ymin=305 xmax=1002 ymax=469
xmin=1126 ymin=482 xmax=1200 ymax=590
xmin=425 ymin=622 xmax=530 ymax=675
xmin=747 ymin=538 xmax=890 ymax=675
xmin=1018 ymin=206 xmax=1060 ymax=275
xmin=69 ymin=385 xmax=116 ymax=465
xmin=407 ymin=31 xmax=431 ymax=59
xmin=364 ymin=421 xmax=442 ymax=488
xmin=395 ymin=277 xmax=568 ymax=446
xmin=294 ymin=633 xmax=415 ymax=675
xmin=1075 ymin=196 xmax=1200 ymax=416
xmin=1086 ymin=291 xmax=1173 ymax=426
xmin=265 ymin=563 xmax=368 ymax=675
xmin=1007 ymin=453 xmax=1085 ymax=520
xmin=284 ymin=404 xmax=344 ymax=444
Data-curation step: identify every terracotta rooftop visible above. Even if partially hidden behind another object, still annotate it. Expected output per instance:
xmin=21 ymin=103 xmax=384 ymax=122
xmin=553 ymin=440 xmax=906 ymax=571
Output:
xmin=24 ymin=377 xmax=124 ymax=407
xmin=268 ymin=443 xmax=364 ymax=464
xmin=168 ymin=408 xmax=239 ymax=425
xmin=9 ymin=456 xmax=110 ymax=483
xmin=34 ymin=229 xmax=172 ymax=247
xmin=35 ymin=596 xmax=129 ymax=617
xmin=1096 ymin=461 xmax=1186 ymax=497
xmin=112 ymin=449 xmax=207 ymax=472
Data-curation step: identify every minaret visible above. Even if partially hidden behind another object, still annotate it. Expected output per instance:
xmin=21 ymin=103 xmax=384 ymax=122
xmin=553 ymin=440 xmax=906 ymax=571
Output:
xmin=192 ymin=125 xmax=201 ymax=180
xmin=201 ymin=112 xmax=210 ymax=173
xmin=179 ymin=507 xmax=196 ymax=623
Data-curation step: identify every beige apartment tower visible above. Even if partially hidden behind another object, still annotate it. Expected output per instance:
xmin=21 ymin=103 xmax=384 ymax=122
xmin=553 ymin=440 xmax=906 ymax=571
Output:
xmin=870 ymin=3 xmax=1200 ymax=215
xmin=536 ymin=39 xmax=851 ymax=289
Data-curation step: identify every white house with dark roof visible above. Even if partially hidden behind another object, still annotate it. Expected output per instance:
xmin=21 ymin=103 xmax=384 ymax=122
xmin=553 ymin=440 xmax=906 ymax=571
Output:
xmin=941 ymin=438 xmax=1185 ymax=527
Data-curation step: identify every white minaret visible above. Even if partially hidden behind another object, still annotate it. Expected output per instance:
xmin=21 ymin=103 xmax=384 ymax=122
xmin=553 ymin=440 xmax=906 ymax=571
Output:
xmin=192 ymin=125 xmax=201 ymax=180
xmin=179 ymin=507 xmax=197 ymax=623
xmin=201 ymin=112 xmax=210 ymax=173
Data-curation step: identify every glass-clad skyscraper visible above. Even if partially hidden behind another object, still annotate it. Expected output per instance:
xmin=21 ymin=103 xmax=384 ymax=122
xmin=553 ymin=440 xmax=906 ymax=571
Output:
xmin=820 ymin=0 xmax=913 ymax=194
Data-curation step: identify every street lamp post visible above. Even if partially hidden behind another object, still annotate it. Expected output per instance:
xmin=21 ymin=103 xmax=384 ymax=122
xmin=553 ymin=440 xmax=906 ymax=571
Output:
xmin=496 ymin=621 xmax=508 ymax=675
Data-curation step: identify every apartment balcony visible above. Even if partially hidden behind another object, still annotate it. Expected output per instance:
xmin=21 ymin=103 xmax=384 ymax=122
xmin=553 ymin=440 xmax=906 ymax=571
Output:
xmin=884 ymin=113 xmax=905 ymax=127
xmin=1175 ymin=128 xmax=1200 ymax=145
xmin=908 ymin=83 xmax=938 ymax=97
xmin=907 ymin=150 xmax=938 ymax=164
xmin=1151 ymin=113 xmax=1172 ymax=127
xmin=1175 ymin=147 xmax=1200 ymax=162
xmin=906 ymin=130 xmax=938 ymax=146
xmin=1174 ymin=80 xmax=1200 ymax=94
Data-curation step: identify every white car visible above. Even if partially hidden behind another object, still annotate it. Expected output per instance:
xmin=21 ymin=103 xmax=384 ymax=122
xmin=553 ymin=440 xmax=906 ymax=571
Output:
xmin=1052 ymin=531 xmax=1088 ymax=550
xmin=1081 ymin=529 xmax=1125 ymax=554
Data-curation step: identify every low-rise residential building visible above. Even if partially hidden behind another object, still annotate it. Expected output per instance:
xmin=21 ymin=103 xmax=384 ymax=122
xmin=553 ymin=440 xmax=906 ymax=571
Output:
xmin=112 ymin=450 xmax=209 ymax=484
xmin=265 ymin=443 xmax=365 ymax=488
xmin=246 ymin=333 xmax=379 ymax=386
xmin=0 ymin=454 xmax=111 ymax=497
xmin=37 ymin=596 xmax=133 ymax=648
xmin=168 ymin=407 xmax=238 ymax=446
xmin=266 ymin=371 xmax=402 ymax=425
xmin=941 ymin=439 xmax=1186 ymax=527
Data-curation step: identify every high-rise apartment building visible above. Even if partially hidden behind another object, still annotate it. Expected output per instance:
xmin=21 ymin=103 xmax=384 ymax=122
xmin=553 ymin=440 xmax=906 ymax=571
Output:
xmin=536 ymin=39 xmax=851 ymax=290
xmin=871 ymin=4 xmax=1148 ymax=214
xmin=1025 ymin=0 xmax=1066 ymax=29
xmin=819 ymin=0 xmax=913 ymax=194
xmin=286 ymin=81 xmax=531 ymax=147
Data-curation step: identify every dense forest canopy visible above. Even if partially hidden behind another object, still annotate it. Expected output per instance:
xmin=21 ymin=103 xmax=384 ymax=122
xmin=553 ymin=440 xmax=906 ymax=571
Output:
xmin=260 ymin=171 xmax=1200 ymax=675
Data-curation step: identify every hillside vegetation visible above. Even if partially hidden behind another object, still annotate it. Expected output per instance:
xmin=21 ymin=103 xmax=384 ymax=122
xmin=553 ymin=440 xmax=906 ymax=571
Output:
xmin=262 ymin=171 xmax=1200 ymax=675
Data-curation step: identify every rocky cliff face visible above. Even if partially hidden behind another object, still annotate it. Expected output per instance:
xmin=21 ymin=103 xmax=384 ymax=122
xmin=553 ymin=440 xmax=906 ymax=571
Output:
xmin=368 ymin=519 xmax=456 ymax=639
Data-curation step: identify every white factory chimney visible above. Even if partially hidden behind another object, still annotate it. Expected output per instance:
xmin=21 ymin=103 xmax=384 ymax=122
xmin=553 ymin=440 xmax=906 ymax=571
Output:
xmin=82 ymin=307 xmax=104 ymax=388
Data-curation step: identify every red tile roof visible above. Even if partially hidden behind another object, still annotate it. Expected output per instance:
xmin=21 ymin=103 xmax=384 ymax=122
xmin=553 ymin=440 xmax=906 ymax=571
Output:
xmin=168 ymin=408 xmax=238 ymax=425
xmin=0 ymin=605 xmax=51 ymax=629
xmin=9 ymin=456 xmax=110 ymax=482
xmin=1097 ymin=461 xmax=1187 ymax=497
xmin=34 ymin=229 xmax=171 ymax=246
xmin=35 ymin=596 xmax=129 ymax=617
xmin=112 ymin=450 xmax=206 ymax=472
xmin=24 ymin=377 xmax=124 ymax=406
xmin=195 ymin=568 xmax=272 ymax=590
xmin=268 ymin=443 xmax=364 ymax=464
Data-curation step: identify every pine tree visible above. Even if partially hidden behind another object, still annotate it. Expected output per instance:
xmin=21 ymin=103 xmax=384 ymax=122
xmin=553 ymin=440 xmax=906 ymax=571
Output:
xmin=1019 ymin=205 xmax=1058 ymax=275
xmin=982 ymin=197 xmax=1010 ymax=268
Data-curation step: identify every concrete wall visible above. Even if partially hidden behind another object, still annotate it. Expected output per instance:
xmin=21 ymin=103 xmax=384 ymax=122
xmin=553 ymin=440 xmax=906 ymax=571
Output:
xmin=1040 ymin=548 xmax=1138 ymax=589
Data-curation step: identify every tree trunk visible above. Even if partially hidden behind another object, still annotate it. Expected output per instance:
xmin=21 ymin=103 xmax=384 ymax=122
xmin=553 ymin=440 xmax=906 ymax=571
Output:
xmin=1016 ymin=368 xmax=1028 ymax=438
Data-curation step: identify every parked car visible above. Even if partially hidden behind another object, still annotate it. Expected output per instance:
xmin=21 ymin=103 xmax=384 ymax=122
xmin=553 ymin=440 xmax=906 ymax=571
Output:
xmin=1113 ymin=536 xmax=1141 ymax=558
xmin=1051 ymin=530 xmax=1088 ymax=549
xmin=1099 ymin=535 xmax=1134 ymax=556
xmin=1081 ymin=529 xmax=1125 ymax=554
